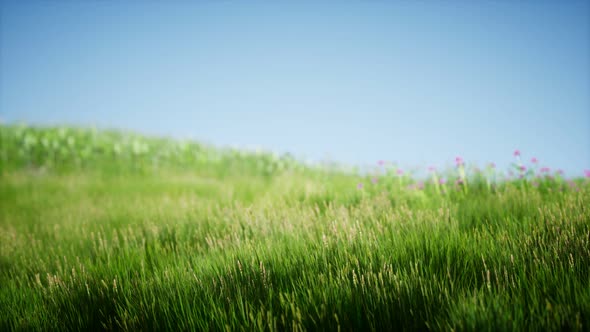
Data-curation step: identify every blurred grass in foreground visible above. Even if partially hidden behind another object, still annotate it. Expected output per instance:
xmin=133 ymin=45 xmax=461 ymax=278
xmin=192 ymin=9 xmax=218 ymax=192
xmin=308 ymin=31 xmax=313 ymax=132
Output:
xmin=1 ymin=124 xmax=589 ymax=331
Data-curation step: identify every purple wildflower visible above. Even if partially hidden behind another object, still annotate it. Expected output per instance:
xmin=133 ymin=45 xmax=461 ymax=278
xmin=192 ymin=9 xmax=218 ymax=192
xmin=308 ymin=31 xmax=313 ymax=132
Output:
xmin=519 ymin=165 xmax=526 ymax=172
xmin=455 ymin=156 xmax=464 ymax=166
xmin=377 ymin=160 xmax=385 ymax=167
xmin=584 ymin=169 xmax=590 ymax=178
xmin=531 ymin=157 xmax=538 ymax=164
xmin=513 ymin=149 xmax=521 ymax=157
xmin=396 ymin=169 xmax=404 ymax=175
xmin=439 ymin=178 xmax=447 ymax=185
xmin=357 ymin=183 xmax=364 ymax=190
xmin=540 ymin=167 xmax=550 ymax=173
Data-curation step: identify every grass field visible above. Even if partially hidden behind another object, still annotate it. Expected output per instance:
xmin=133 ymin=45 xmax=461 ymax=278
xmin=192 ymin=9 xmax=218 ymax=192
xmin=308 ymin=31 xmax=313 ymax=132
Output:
xmin=1 ymin=124 xmax=589 ymax=331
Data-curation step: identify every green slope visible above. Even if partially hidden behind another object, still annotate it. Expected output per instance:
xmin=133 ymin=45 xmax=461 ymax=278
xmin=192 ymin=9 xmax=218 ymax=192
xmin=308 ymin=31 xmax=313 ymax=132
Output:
xmin=1 ymin=125 xmax=589 ymax=331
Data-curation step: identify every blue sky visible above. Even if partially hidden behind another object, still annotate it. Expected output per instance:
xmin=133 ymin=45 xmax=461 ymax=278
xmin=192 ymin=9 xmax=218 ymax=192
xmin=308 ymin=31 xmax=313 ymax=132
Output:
xmin=1 ymin=1 xmax=589 ymax=176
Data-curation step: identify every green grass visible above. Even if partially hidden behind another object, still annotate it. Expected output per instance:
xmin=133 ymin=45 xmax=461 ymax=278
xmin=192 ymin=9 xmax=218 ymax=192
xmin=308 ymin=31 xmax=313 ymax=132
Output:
xmin=1 ymin=124 xmax=589 ymax=331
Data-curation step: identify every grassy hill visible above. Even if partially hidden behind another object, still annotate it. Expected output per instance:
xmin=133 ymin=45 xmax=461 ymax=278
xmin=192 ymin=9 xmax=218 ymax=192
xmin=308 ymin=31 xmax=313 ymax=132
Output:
xmin=1 ymin=124 xmax=589 ymax=331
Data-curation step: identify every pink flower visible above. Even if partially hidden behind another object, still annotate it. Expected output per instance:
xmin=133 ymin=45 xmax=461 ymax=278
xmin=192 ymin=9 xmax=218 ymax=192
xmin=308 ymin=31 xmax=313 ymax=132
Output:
xmin=377 ymin=160 xmax=385 ymax=167
xmin=531 ymin=157 xmax=538 ymax=164
xmin=357 ymin=183 xmax=363 ymax=190
xmin=455 ymin=156 xmax=464 ymax=166
xmin=371 ymin=177 xmax=378 ymax=184
xmin=455 ymin=178 xmax=464 ymax=185
xmin=540 ymin=167 xmax=550 ymax=173
xmin=519 ymin=165 xmax=526 ymax=172
xmin=439 ymin=178 xmax=447 ymax=185
xmin=513 ymin=149 xmax=521 ymax=157
xmin=396 ymin=169 xmax=404 ymax=175
xmin=428 ymin=166 xmax=436 ymax=172
xmin=584 ymin=170 xmax=590 ymax=178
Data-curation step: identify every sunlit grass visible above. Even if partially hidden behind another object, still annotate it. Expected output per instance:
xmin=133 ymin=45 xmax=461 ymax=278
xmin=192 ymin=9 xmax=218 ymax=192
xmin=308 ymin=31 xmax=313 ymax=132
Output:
xmin=1 ymin=124 xmax=589 ymax=331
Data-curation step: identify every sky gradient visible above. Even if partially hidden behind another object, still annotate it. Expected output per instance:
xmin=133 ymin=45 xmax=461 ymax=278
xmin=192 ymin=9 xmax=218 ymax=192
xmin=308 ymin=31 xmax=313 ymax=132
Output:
xmin=1 ymin=1 xmax=589 ymax=176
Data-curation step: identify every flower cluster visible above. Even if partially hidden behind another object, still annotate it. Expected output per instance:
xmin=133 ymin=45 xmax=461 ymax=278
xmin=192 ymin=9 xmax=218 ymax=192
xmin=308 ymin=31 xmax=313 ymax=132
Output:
xmin=356 ymin=150 xmax=587 ymax=194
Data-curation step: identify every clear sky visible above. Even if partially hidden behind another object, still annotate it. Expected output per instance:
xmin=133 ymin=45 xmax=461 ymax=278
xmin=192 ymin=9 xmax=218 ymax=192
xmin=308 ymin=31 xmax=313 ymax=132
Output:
xmin=1 ymin=1 xmax=589 ymax=176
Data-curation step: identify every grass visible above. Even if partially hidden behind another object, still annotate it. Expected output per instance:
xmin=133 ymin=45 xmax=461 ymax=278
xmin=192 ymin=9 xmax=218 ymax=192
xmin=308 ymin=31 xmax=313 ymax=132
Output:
xmin=1 ymin=124 xmax=589 ymax=331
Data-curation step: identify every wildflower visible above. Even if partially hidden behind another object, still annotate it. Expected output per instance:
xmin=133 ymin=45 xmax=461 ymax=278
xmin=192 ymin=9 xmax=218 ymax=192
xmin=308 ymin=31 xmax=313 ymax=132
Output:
xmin=417 ymin=181 xmax=424 ymax=190
xmin=428 ymin=166 xmax=436 ymax=172
xmin=439 ymin=178 xmax=447 ymax=185
xmin=531 ymin=157 xmax=538 ymax=164
xmin=377 ymin=160 xmax=385 ymax=167
xmin=513 ymin=149 xmax=521 ymax=157
xmin=455 ymin=156 xmax=464 ymax=166
xmin=371 ymin=177 xmax=378 ymax=184
xmin=584 ymin=170 xmax=590 ymax=178
xmin=557 ymin=169 xmax=564 ymax=175
xmin=540 ymin=167 xmax=550 ymax=173
xmin=456 ymin=178 xmax=464 ymax=185
xmin=519 ymin=165 xmax=526 ymax=172
xmin=488 ymin=162 xmax=496 ymax=169
xmin=357 ymin=183 xmax=363 ymax=190
xmin=396 ymin=169 xmax=404 ymax=175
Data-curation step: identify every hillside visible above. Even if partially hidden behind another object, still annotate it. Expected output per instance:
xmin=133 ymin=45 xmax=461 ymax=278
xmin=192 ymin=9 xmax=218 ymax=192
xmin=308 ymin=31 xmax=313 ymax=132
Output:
xmin=1 ymin=125 xmax=589 ymax=331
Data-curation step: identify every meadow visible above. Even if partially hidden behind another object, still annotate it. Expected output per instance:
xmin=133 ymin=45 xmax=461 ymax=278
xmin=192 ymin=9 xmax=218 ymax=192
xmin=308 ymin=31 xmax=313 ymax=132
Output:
xmin=1 ymin=124 xmax=589 ymax=331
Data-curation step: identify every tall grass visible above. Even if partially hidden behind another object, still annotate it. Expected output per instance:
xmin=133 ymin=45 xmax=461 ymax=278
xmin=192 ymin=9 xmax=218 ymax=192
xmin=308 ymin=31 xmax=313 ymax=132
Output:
xmin=1 ymin=124 xmax=589 ymax=331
